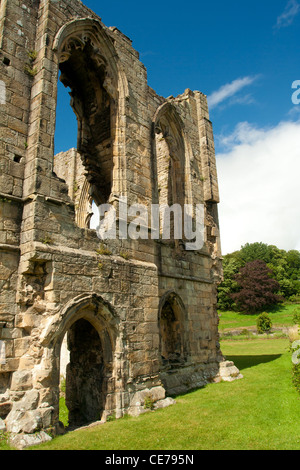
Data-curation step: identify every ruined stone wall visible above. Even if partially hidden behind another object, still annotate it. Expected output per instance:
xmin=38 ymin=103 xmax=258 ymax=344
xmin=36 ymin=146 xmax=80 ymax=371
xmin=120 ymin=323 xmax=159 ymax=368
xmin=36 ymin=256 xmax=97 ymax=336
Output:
xmin=0 ymin=0 xmax=229 ymax=444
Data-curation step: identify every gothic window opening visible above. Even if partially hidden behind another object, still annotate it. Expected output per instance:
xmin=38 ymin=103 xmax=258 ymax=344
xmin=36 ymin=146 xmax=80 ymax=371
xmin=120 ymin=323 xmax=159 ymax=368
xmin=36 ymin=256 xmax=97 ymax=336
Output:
xmin=54 ymin=30 xmax=118 ymax=230
xmin=154 ymin=107 xmax=186 ymax=243
xmin=58 ymin=39 xmax=114 ymax=207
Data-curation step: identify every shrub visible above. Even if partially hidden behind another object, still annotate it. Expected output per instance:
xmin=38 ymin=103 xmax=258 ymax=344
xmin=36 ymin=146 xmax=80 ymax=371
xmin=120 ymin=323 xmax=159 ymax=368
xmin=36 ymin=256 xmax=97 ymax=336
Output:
xmin=291 ymin=341 xmax=300 ymax=395
xmin=119 ymin=251 xmax=130 ymax=260
xmin=289 ymin=294 xmax=300 ymax=303
xmin=256 ymin=312 xmax=272 ymax=334
xmin=106 ymin=413 xmax=116 ymax=422
xmin=143 ymin=394 xmax=155 ymax=410
xmin=292 ymin=306 xmax=300 ymax=325
xmin=24 ymin=63 xmax=38 ymax=77
xmin=0 ymin=430 xmax=11 ymax=450
xmin=96 ymin=244 xmax=112 ymax=256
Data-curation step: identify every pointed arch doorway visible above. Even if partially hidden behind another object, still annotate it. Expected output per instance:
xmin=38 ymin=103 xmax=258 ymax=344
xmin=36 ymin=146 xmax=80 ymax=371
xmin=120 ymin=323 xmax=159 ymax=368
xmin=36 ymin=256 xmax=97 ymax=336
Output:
xmin=45 ymin=294 xmax=119 ymax=430
xmin=64 ymin=318 xmax=105 ymax=426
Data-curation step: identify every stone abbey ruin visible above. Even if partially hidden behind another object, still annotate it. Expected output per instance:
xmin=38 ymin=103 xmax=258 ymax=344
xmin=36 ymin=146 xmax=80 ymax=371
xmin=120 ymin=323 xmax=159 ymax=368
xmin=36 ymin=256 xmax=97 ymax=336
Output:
xmin=0 ymin=0 xmax=241 ymax=444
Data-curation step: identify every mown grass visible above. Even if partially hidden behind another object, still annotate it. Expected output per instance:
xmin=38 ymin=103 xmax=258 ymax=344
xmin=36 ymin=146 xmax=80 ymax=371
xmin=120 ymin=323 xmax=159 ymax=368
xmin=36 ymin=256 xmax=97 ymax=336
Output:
xmin=31 ymin=337 xmax=300 ymax=451
xmin=218 ymin=303 xmax=298 ymax=331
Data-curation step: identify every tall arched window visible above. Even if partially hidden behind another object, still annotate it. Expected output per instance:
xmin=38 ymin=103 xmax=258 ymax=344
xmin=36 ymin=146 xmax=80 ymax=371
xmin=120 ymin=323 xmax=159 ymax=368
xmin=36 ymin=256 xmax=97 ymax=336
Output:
xmin=53 ymin=19 xmax=129 ymax=229
xmin=153 ymin=104 xmax=191 ymax=244
xmin=58 ymin=37 xmax=114 ymax=207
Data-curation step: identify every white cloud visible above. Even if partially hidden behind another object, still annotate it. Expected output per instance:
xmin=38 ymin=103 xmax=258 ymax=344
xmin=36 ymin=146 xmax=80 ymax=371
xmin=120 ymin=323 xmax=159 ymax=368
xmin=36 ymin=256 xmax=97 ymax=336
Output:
xmin=228 ymin=93 xmax=256 ymax=107
xmin=217 ymin=121 xmax=267 ymax=149
xmin=207 ymin=75 xmax=260 ymax=110
xmin=275 ymin=0 xmax=300 ymax=29
xmin=216 ymin=120 xmax=300 ymax=255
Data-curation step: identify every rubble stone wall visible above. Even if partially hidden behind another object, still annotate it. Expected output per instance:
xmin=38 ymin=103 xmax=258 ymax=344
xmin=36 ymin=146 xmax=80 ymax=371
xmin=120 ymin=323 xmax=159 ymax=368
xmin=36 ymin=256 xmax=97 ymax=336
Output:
xmin=0 ymin=0 xmax=227 ymax=440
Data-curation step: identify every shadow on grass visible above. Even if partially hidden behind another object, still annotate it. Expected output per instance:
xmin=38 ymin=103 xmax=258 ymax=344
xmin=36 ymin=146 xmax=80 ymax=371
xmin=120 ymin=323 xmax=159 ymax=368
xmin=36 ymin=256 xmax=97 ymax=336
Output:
xmin=225 ymin=354 xmax=282 ymax=371
xmin=264 ymin=304 xmax=286 ymax=313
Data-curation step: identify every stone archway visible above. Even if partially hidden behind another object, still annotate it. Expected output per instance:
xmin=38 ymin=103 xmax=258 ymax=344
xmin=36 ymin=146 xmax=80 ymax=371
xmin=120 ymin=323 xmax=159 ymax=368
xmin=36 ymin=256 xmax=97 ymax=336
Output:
xmin=41 ymin=294 xmax=120 ymax=431
xmin=158 ymin=291 xmax=188 ymax=370
xmin=65 ymin=318 xmax=105 ymax=427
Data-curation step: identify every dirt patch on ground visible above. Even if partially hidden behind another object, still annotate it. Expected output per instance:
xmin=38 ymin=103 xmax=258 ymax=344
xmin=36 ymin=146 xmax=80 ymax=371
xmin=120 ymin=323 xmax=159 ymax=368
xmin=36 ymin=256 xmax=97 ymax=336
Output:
xmin=220 ymin=325 xmax=297 ymax=338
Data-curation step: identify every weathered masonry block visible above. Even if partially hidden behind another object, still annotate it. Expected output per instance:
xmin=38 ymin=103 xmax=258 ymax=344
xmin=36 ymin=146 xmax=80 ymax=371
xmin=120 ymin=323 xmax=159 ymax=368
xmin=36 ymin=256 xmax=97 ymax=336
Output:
xmin=0 ymin=0 xmax=240 ymax=445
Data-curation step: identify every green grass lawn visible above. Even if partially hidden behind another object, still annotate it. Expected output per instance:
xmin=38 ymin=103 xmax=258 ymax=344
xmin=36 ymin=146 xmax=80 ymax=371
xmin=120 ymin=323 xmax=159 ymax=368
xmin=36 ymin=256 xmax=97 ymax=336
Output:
xmin=29 ymin=336 xmax=300 ymax=451
xmin=218 ymin=303 xmax=298 ymax=331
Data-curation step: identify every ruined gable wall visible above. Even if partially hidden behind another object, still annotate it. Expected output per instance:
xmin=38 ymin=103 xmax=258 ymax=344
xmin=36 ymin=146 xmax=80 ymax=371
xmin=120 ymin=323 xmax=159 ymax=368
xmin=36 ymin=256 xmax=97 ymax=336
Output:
xmin=0 ymin=2 xmax=165 ymax=433
xmin=0 ymin=0 xmax=226 ymax=440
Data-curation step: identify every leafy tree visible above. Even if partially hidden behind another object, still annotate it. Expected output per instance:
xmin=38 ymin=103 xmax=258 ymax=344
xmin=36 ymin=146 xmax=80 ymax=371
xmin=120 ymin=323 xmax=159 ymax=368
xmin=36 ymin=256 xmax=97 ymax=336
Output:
xmin=231 ymin=260 xmax=281 ymax=314
xmin=238 ymin=242 xmax=271 ymax=265
xmin=286 ymin=250 xmax=300 ymax=280
xmin=217 ymin=257 xmax=241 ymax=310
xmin=218 ymin=243 xmax=300 ymax=308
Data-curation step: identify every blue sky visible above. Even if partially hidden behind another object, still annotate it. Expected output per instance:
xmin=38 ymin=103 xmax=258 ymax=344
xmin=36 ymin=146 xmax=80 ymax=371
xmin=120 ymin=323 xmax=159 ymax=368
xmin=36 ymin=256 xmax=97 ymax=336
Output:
xmin=55 ymin=0 xmax=300 ymax=254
